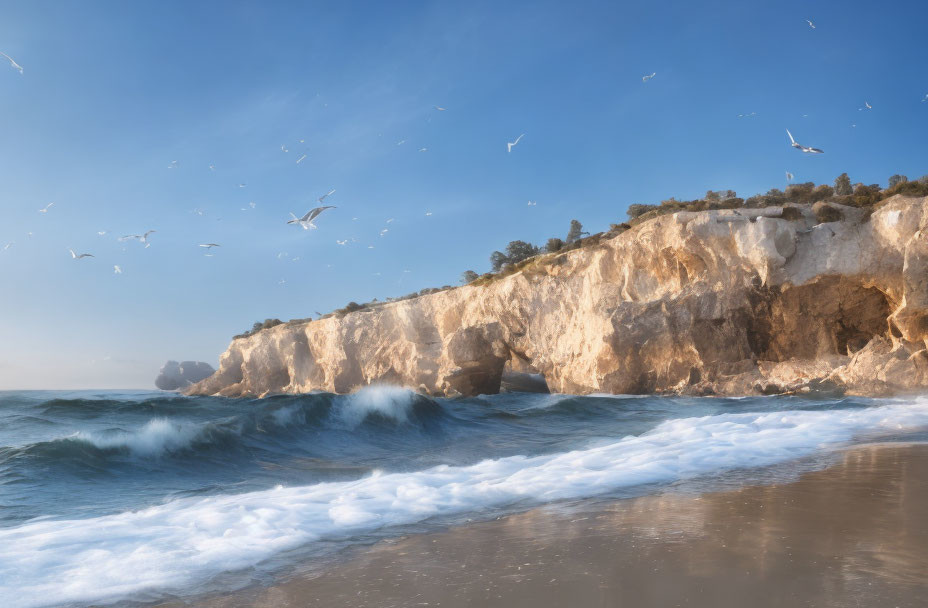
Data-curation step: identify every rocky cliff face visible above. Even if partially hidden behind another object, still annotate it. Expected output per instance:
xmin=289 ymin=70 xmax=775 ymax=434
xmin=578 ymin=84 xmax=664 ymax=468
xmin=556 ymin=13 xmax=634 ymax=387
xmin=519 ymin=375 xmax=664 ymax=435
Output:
xmin=187 ymin=196 xmax=928 ymax=398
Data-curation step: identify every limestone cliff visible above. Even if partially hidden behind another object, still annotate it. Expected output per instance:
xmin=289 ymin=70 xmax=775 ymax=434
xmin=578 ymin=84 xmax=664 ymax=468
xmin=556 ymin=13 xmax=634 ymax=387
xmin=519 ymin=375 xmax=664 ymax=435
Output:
xmin=187 ymin=196 xmax=928 ymax=398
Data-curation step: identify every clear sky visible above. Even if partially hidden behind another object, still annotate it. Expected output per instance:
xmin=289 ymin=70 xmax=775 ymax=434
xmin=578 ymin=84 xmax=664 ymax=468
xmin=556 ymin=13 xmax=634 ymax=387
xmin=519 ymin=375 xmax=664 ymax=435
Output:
xmin=0 ymin=0 xmax=925 ymax=389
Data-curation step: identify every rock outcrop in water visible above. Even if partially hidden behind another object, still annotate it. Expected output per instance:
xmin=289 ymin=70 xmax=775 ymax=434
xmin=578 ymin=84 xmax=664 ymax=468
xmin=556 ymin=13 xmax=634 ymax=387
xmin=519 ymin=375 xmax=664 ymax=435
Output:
xmin=156 ymin=360 xmax=215 ymax=391
xmin=187 ymin=196 xmax=928 ymax=398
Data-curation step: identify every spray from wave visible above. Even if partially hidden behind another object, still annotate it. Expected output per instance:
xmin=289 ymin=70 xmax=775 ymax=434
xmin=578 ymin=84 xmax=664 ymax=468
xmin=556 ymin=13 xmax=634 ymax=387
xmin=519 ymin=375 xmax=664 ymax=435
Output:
xmin=2 ymin=399 xmax=927 ymax=608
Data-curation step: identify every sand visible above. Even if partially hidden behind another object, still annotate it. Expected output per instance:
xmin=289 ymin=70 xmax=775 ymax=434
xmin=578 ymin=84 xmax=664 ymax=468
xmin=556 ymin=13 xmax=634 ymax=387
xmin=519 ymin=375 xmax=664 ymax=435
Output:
xmin=171 ymin=443 xmax=928 ymax=608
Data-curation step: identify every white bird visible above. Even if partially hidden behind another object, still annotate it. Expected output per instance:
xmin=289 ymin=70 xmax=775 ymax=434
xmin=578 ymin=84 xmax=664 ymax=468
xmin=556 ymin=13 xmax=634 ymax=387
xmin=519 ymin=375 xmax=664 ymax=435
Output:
xmin=318 ymin=189 xmax=336 ymax=203
xmin=386 ymin=218 xmax=394 ymax=223
xmin=0 ymin=51 xmax=23 ymax=74
xmin=786 ymin=171 xmax=794 ymax=182
xmin=2 ymin=242 xmax=13 ymax=251
xmin=113 ymin=265 xmax=122 ymax=274
xmin=527 ymin=200 xmax=537 ymax=206
xmin=336 ymin=239 xmax=348 ymax=245
xmin=296 ymin=154 xmax=307 ymax=164
xmin=737 ymin=112 xmax=757 ymax=118
xmin=281 ymin=144 xmax=289 ymax=152
xmin=507 ymin=133 xmax=525 ymax=153
xmin=642 ymin=72 xmax=656 ymax=82
xmin=38 ymin=203 xmax=54 ymax=214
xmin=119 ymin=230 xmax=156 ymax=246
xmin=434 ymin=106 xmax=446 ymax=111
xmin=786 ymin=129 xmax=824 ymax=154
xmin=199 ymin=243 xmax=221 ymax=250
xmin=418 ymin=147 xmax=427 ymax=152
xmin=396 ymin=139 xmax=406 ymax=146
xmin=425 ymin=211 xmax=432 ymax=216
xmin=288 ymin=206 xmax=335 ymax=230
xmin=922 ymin=94 xmax=928 ymax=103
xmin=69 ymin=249 xmax=94 ymax=260
xmin=237 ymin=183 xmax=247 ymax=188
xmin=368 ymin=245 xmax=375 ymax=249
xmin=168 ymin=160 xmax=178 ymax=169
xmin=278 ymin=279 xmax=286 ymax=285
xmin=380 ymin=228 xmax=388 ymax=236
xmin=806 ymin=19 xmax=815 ymax=29
xmin=97 ymin=231 xmax=107 ymax=236
xmin=240 ymin=202 xmax=256 ymax=211
xmin=209 ymin=164 xmax=215 ymax=171
xmin=859 ymin=101 xmax=872 ymax=110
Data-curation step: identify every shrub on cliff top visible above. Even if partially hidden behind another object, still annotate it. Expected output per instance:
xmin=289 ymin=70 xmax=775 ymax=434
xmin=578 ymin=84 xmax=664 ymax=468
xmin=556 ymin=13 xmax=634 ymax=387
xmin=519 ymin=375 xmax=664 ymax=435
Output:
xmin=233 ymin=318 xmax=283 ymax=339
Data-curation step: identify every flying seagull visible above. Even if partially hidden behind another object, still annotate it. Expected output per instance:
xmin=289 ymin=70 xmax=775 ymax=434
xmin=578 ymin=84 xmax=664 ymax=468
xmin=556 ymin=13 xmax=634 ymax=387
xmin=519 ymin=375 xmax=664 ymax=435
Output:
xmin=642 ymin=72 xmax=656 ymax=82
xmin=2 ymin=242 xmax=13 ymax=251
xmin=113 ymin=265 xmax=122 ymax=274
xmin=237 ymin=183 xmax=247 ymax=188
xmin=288 ymin=206 xmax=335 ymax=230
xmin=507 ymin=133 xmax=525 ymax=153
xmin=318 ymin=189 xmax=336 ymax=203
xmin=434 ymin=106 xmax=446 ymax=111
xmin=199 ymin=243 xmax=221 ymax=249
xmin=418 ymin=147 xmax=427 ymax=152
xmin=0 ymin=51 xmax=23 ymax=74
xmin=296 ymin=154 xmax=307 ymax=164
xmin=425 ymin=211 xmax=432 ymax=216
xmin=806 ymin=19 xmax=815 ymax=29
xmin=859 ymin=102 xmax=872 ymax=110
xmin=527 ymin=200 xmax=537 ymax=206
xmin=786 ymin=129 xmax=823 ymax=154
xmin=209 ymin=164 xmax=215 ymax=171
xmin=119 ymin=230 xmax=156 ymax=246
xmin=336 ymin=239 xmax=348 ymax=245
xmin=168 ymin=160 xmax=178 ymax=169
xmin=69 ymin=249 xmax=94 ymax=260
xmin=786 ymin=171 xmax=794 ymax=181
xmin=38 ymin=203 xmax=54 ymax=214
xmin=281 ymin=144 xmax=289 ymax=152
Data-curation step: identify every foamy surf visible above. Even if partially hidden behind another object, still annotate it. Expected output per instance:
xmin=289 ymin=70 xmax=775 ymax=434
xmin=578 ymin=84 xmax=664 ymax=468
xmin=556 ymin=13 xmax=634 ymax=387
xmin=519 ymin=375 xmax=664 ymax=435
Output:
xmin=2 ymin=399 xmax=927 ymax=608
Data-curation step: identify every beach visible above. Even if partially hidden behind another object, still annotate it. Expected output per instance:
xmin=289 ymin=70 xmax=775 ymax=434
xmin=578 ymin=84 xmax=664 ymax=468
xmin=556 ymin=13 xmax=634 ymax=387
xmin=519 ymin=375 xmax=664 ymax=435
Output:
xmin=173 ymin=442 xmax=928 ymax=608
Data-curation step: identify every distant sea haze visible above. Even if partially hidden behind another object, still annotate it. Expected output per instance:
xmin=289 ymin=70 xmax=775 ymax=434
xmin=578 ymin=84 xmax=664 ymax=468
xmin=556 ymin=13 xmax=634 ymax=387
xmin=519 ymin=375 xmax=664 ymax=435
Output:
xmin=1 ymin=388 xmax=927 ymax=606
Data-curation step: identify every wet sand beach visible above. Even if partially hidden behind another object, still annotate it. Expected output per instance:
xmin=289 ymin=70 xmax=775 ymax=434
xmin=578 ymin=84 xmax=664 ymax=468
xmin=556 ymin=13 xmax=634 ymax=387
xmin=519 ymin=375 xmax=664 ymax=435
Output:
xmin=173 ymin=443 xmax=928 ymax=608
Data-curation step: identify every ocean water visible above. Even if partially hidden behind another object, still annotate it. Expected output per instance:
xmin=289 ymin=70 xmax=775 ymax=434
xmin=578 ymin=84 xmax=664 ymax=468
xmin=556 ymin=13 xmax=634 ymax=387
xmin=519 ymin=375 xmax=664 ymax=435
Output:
xmin=1 ymin=387 xmax=927 ymax=607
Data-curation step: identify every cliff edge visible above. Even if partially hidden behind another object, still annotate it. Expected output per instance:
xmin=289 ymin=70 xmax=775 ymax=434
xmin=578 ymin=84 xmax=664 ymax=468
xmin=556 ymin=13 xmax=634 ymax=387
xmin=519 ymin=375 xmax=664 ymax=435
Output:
xmin=187 ymin=196 xmax=928 ymax=398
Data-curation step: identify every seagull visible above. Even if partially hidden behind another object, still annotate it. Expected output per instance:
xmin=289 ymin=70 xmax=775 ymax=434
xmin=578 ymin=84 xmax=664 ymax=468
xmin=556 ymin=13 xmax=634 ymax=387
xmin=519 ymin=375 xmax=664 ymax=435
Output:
xmin=318 ymin=189 xmax=336 ymax=203
xmin=507 ymin=133 xmax=525 ymax=153
xmin=380 ymin=228 xmax=388 ymax=236
xmin=168 ymin=160 xmax=178 ymax=169
xmin=2 ymin=242 xmax=13 ymax=251
xmin=396 ymin=139 xmax=406 ymax=146
xmin=209 ymin=164 xmax=215 ymax=171
xmin=281 ymin=144 xmax=289 ymax=152
xmin=97 ymin=231 xmax=107 ymax=236
xmin=434 ymin=106 xmax=446 ymax=111
xmin=336 ymin=239 xmax=348 ymax=245
xmin=386 ymin=218 xmax=394 ymax=223
xmin=859 ymin=101 xmax=872 ymax=110
xmin=296 ymin=154 xmax=307 ymax=164
xmin=199 ymin=243 xmax=221 ymax=249
xmin=119 ymin=230 xmax=156 ymax=246
xmin=69 ymin=249 xmax=94 ymax=260
xmin=786 ymin=129 xmax=823 ymax=154
xmin=288 ymin=206 xmax=335 ymax=230
xmin=240 ymin=201 xmax=256 ymax=211
xmin=527 ymin=200 xmax=537 ymax=206
xmin=237 ymin=183 xmax=247 ymax=188
xmin=0 ymin=51 xmax=23 ymax=74
xmin=806 ymin=19 xmax=815 ymax=29
xmin=38 ymin=203 xmax=54 ymax=214
xmin=737 ymin=112 xmax=757 ymax=118
xmin=418 ymin=147 xmax=427 ymax=152
xmin=113 ymin=265 xmax=122 ymax=274
xmin=922 ymin=94 xmax=928 ymax=103
xmin=425 ymin=211 xmax=432 ymax=216
xmin=642 ymin=72 xmax=656 ymax=82
xmin=786 ymin=171 xmax=794 ymax=182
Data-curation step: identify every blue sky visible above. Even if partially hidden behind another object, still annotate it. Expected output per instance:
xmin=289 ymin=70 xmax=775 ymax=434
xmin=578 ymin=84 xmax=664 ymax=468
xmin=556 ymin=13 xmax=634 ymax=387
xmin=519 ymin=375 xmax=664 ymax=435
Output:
xmin=0 ymin=0 xmax=925 ymax=389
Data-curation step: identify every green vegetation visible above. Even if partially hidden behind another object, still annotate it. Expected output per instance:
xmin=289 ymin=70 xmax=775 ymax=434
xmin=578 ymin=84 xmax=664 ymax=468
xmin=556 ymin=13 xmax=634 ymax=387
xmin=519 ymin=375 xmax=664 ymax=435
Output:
xmin=233 ymin=318 xmax=284 ymax=340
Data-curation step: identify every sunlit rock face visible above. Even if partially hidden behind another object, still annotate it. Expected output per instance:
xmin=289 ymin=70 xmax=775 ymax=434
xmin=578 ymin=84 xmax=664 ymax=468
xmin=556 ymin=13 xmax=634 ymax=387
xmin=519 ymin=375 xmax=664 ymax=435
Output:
xmin=186 ymin=196 xmax=928 ymax=398
xmin=156 ymin=360 xmax=215 ymax=391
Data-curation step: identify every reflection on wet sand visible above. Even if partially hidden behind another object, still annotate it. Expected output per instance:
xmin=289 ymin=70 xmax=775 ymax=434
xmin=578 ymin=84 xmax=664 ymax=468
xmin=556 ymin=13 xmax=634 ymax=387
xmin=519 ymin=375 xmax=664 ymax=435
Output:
xmin=179 ymin=443 xmax=928 ymax=608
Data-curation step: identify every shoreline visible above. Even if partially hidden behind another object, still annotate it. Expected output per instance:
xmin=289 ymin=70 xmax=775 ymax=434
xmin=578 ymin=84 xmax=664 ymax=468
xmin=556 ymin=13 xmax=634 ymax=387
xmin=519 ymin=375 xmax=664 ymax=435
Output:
xmin=167 ymin=441 xmax=928 ymax=608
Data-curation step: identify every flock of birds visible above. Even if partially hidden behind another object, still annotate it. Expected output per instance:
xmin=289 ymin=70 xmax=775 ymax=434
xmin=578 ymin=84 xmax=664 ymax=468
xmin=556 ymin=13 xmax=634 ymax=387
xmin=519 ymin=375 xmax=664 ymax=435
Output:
xmin=0 ymin=15 xmax=921 ymax=281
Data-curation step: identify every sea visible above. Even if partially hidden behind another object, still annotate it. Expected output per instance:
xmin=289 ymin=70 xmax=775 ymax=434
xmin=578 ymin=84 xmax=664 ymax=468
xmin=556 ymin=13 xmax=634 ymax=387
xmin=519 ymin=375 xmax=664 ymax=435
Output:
xmin=1 ymin=387 xmax=927 ymax=607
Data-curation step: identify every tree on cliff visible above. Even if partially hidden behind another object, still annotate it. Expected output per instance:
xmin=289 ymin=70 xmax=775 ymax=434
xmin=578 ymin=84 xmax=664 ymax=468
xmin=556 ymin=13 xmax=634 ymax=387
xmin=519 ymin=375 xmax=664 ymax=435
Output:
xmin=545 ymin=237 xmax=564 ymax=253
xmin=834 ymin=173 xmax=852 ymax=196
xmin=566 ymin=219 xmax=588 ymax=244
xmin=460 ymin=270 xmax=479 ymax=284
xmin=490 ymin=240 xmax=541 ymax=271
xmin=888 ymin=174 xmax=909 ymax=188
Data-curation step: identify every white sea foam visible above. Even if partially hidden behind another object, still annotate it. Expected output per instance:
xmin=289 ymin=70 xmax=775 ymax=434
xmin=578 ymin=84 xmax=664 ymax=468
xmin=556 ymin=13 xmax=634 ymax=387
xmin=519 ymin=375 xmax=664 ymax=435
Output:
xmin=336 ymin=385 xmax=419 ymax=426
xmin=73 ymin=418 xmax=202 ymax=457
xmin=3 ymin=400 xmax=928 ymax=607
